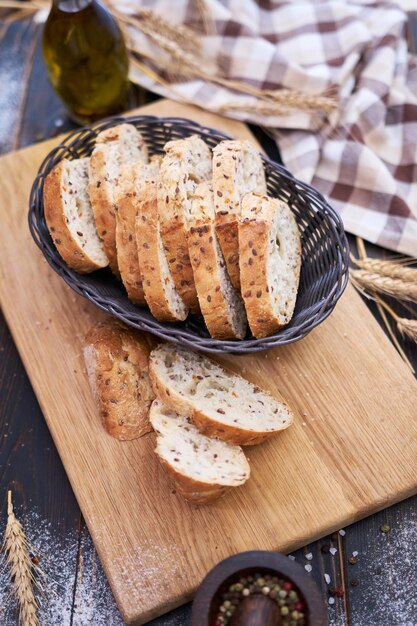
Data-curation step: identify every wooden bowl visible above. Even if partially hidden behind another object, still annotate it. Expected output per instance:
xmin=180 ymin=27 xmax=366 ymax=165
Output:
xmin=192 ymin=551 xmax=328 ymax=626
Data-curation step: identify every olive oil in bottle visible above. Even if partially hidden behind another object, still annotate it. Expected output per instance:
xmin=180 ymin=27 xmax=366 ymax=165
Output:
xmin=42 ymin=0 xmax=129 ymax=123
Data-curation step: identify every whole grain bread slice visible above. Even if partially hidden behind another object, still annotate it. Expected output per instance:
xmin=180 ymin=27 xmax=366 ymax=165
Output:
xmin=43 ymin=158 xmax=109 ymax=273
xmin=213 ymin=140 xmax=266 ymax=289
xmin=88 ymin=124 xmax=148 ymax=277
xmin=83 ymin=319 xmax=155 ymax=441
xmin=188 ymin=182 xmax=247 ymax=340
xmin=150 ymin=399 xmax=250 ymax=504
xmin=135 ymin=179 xmax=188 ymax=322
xmin=239 ymin=192 xmax=301 ymax=338
xmin=115 ymin=157 xmax=161 ymax=305
xmin=149 ymin=343 xmax=293 ymax=445
xmin=158 ymin=135 xmax=212 ymax=312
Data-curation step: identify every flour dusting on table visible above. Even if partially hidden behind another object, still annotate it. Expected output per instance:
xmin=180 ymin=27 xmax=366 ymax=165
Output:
xmin=328 ymin=516 xmax=417 ymax=626
xmin=0 ymin=511 xmax=123 ymax=625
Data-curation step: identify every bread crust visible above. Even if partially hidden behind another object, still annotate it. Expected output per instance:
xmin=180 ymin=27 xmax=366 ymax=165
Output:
xmin=188 ymin=184 xmax=246 ymax=340
xmin=115 ymin=165 xmax=146 ymax=304
xmin=43 ymin=160 xmax=107 ymax=274
xmin=149 ymin=356 xmax=290 ymax=446
xmin=159 ymin=216 xmax=198 ymax=311
xmin=239 ymin=194 xmax=301 ymax=338
xmin=88 ymin=124 xmax=148 ymax=279
xmin=158 ymin=136 xmax=211 ymax=313
xmin=135 ymin=181 xmax=188 ymax=322
xmin=214 ymin=219 xmax=240 ymax=289
xmin=213 ymin=140 xmax=266 ymax=290
xmin=88 ymin=145 xmax=120 ymax=277
xmin=155 ymin=453 xmax=230 ymax=504
xmin=83 ymin=319 xmax=155 ymax=440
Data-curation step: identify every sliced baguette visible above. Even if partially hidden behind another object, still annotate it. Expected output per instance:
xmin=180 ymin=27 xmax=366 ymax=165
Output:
xmin=150 ymin=399 xmax=250 ymax=504
xmin=135 ymin=179 xmax=188 ymax=322
xmin=83 ymin=319 xmax=155 ymax=441
xmin=115 ymin=157 xmax=161 ymax=305
xmin=188 ymin=182 xmax=247 ymax=340
xmin=213 ymin=140 xmax=266 ymax=289
xmin=149 ymin=344 xmax=293 ymax=445
xmin=158 ymin=135 xmax=212 ymax=313
xmin=239 ymin=193 xmax=301 ymax=338
xmin=89 ymin=124 xmax=148 ymax=277
xmin=43 ymin=158 xmax=109 ymax=273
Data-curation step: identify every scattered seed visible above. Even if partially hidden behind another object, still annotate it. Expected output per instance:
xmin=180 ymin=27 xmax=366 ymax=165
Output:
xmin=304 ymin=564 xmax=312 ymax=573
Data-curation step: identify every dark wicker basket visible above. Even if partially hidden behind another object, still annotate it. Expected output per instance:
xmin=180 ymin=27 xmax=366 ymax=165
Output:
xmin=29 ymin=115 xmax=349 ymax=354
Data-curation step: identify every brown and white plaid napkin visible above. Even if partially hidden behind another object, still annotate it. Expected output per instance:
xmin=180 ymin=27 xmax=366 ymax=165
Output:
xmin=115 ymin=0 xmax=417 ymax=256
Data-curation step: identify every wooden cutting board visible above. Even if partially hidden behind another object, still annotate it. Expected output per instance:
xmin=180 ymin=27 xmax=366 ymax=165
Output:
xmin=0 ymin=99 xmax=416 ymax=625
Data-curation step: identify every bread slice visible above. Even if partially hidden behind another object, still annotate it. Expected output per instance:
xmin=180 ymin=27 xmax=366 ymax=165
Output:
xmin=83 ymin=318 xmax=155 ymax=441
xmin=239 ymin=193 xmax=301 ymax=338
xmin=135 ymin=179 xmax=188 ymax=322
xmin=150 ymin=399 xmax=250 ymax=504
xmin=89 ymin=124 xmax=148 ymax=277
xmin=213 ymin=140 xmax=266 ymax=290
xmin=115 ymin=157 xmax=161 ymax=305
xmin=158 ymin=135 xmax=212 ymax=313
xmin=188 ymin=182 xmax=247 ymax=340
xmin=43 ymin=158 xmax=109 ymax=273
xmin=149 ymin=344 xmax=293 ymax=445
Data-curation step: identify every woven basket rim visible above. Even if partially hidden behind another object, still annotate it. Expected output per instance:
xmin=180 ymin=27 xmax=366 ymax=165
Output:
xmin=28 ymin=114 xmax=349 ymax=354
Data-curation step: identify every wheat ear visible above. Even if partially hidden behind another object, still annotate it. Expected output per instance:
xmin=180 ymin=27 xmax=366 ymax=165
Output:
xmin=351 ymin=238 xmax=415 ymax=374
xmin=350 ymin=255 xmax=417 ymax=282
xmin=350 ymin=269 xmax=417 ymax=303
xmin=2 ymin=492 xmax=41 ymax=626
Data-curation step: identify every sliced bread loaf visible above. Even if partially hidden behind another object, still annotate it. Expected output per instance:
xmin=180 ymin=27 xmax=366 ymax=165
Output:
xmin=135 ymin=179 xmax=188 ymax=322
xmin=43 ymin=158 xmax=109 ymax=273
xmin=88 ymin=124 xmax=148 ymax=277
xmin=239 ymin=192 xmax=301 ymax=338
xmin=115 ymin=157 xmax=161 ymax=305
xmin=83 ymin=319 xmax=155 ymax=441
xmin=150 ymin=399 xmax=250 ymax=504
xmin=158 ymin=135 xmax=212 ymax=313
xmin=149 ymin=343 xmax=293 ymax=445
xmin=213 ymin=140 xmax=266 ymax=289
xmin=188 ymin=182 xmax=247 ymax=340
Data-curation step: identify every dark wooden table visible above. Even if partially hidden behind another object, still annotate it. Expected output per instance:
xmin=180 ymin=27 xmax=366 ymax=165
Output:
xmin=0 ymin=13 xmax=416 ymax=626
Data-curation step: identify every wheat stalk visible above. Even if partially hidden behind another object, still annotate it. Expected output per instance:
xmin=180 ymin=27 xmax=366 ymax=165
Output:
xmin=2 ymin=491 xmax=43 ymax=626
xmin=351 ymin=255 xmax=417 ymax=282
xmin=351 ymin=237 xmax=416 ymax=373
xmin=119 ymin=8 xmax=202 ymax=57
xmin=0 ymin=0 xmax=338 ymax=117
xmin=350 ymin=269 xmax=417 ymax=303
xmin=106 ymin=3 xmax=337 ymax=116
xmin=194 ymin=0 xmax=215 ymax=34
xmin=397 ymin=317 xmax=417 ymax=342
xmin=0 ymin=0 xmax=47 ymax=11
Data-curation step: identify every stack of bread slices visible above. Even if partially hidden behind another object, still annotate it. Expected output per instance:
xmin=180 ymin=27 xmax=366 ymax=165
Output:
xmin=44 ymin=123 xmax=301 ymax=339
xmin=84 ymin=319 xmax=293 ymax=505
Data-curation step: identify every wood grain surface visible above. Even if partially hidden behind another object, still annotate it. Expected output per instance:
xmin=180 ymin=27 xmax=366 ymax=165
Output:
xmin=0 ymin=98 xmax=416 ymax=625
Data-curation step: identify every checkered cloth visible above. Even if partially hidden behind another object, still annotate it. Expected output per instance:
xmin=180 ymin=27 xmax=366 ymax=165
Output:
xmin=115 ymin=0 xmax=417 ymax=256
